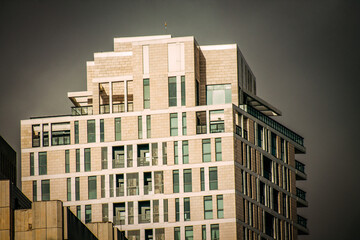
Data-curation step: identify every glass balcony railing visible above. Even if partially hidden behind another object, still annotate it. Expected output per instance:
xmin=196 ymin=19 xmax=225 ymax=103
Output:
xmin=296 ymin=187 xmax=306 ymax=201
xmin=196 ymin=125 xmax=207 ymax=134
xmin=240 ymin=105 xmax=304 ymax=146
xmin=113 ymin=103 xmax=125 ymax=113
xmin=137 ymin=157 xmax=151 ymax=167
xmin=297 ymin=215 xmax=308 ymax=228
xmin=100 ymin=104 xmax=110 ymax=114
xmin=71 ymin=106 xmax=93 ymax=116
xmin=295 ymin=160 xmax=305 ymax=173
xmin=139 ymin=213 xmax=151 ymax=223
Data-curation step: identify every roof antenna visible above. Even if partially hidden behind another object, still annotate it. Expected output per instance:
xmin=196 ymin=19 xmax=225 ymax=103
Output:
xmin=164 ymin=21 xmax=167 ymax=34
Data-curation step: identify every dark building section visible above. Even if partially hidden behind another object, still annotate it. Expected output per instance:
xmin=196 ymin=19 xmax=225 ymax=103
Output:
xmin=0 ymin=135 xmax=16 ymax=186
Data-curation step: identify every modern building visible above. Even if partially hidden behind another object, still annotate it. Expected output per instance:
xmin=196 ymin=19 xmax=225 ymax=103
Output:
xmin=20 ymin=35 xmax=308 ymax=239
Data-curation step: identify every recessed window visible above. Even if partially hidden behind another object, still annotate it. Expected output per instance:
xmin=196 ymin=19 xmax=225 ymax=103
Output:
xmin=143 ymin=79 xmax=150 ymax=109
xmin=170 ymin=113 xmax=178 ymax=136
xmin=202 ymin=139 xmax=211 ymax=162
xmin=215 ymin=138 xmax=222 ymax=161
xmin=84 ymin=148 xmax=91 ymax=172
xmin=85 ymin=205 xmax=92 ymax=223
xmin=209 ymin=167 xmax=218 ymax=190
xmin=32 ymin=124 xmax=40 ymax=147
xmin=115 ymin=118 xmax=121 ymax=141
xmin=41 ymin=179 xmax=50 ymax=201
xmin=87 ymin=120 xmax=95 ymax=143
xmin=100 ymin=119 xmax=105 ymax=142
xmin=52 ymin=122 xmax=71 ymax=146
xmin=210 ymin=110 xmax=225 ymax=133
xmin=168 ymin=77 xmax=177 ymax=107
xmin=204 ymin=196 xmax=213 ymax=219
xmin=184 ymin=198 xmax=191 ymax=221
xmin=206 ymin=84 xmax=231 ymax=105
xmin=181 ymin=76 xmax=186 ymax=106
xmin=173 ymin=170 xmax=179 ymax=193
xmin=182 ymin=140 xmax=189 ymax=164
xmin=88 ymin=176 xmax=97 ymax=199
xmin=184 ymin=169 xmax=192 ymax=192
xmin=38 ymin=152 xmax=47 ymax=175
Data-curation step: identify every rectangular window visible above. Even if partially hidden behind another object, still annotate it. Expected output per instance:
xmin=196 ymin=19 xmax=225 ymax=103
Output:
xmin=202 ymin=225 xmax=206 ymax=240
xmin=100 ymin=119 xmax=104 ymax=142
xmin=182 ymin=140 xmax=189 ymax=164
xmin=174 ymin=141 xmax=178 ymax=164
xmin=206 ymin=84 xmax=231 ymax=105
xmin=209 ymin=167 xmax=218 ymax=190
xmin=204 ymin=196 xmax=213 ymax=219
xmin=32 ymin=124 xmax=40 ymax=147
xmin=168 ymin=76 xmax=177 ymax=106
xmin=257 ymin=125 xmax=263 ymax=148
xmin=184 ymin=169 xmax=192 ymax=192
xmin=196 ymin=111 xmax=207 ymax=134
xmin=85 ymin=205 xmax=91 ymax=223
xmin=154 ymin=171 xmax=164 ymax=193
xmin=175 ymin=198 xmax=180 ymax=221
xmin=215 ymin=138 xmax=222 ymax=161
xmin=127 ymin=80 xmax=134 ymax=111
xmin=182 ymin=112 xmax=187 ymax=135
xmin=127 ymin=145 xmax=133 ymax=167
xmin=87 ymin=120 xmax=95 ymax=143
xmin=200 ymin=168 xmax=205 ymax=191
xmin=126 ymin=173 xmax=139 ymax=196
xmin=41 ymin=179 xmax=50 ymax=201
xmin=280 ymin=138 xmax=285 ymax=161
xmin=84 ymin=148 xmax=91 ymax=172
xmin=102 ymin=203 xmax=108 ymax=222
xmin=76 ymin=206 xmax=81 ymax=219
xmin=30 ymin=153 xmax=34 ymax=176
xmin=65 ymin=150 xmax=70 ymax=173
xmin=271 ymin=132 xmax=277 ymax=157
xmin=138 ymin=116 xmax=143 ymax=139
xmin=217 ymin=195 xmax=224 ymax=218
xmin=76 ymin=149 xmax=80 ymax=172
xmin=153 ymin=199 xmax=159 ymax=223
xmin=174 ymin=227 xmax=180 ymax=240
xmin=143 ymin=78 xmax=150 ymax=109
xmin=32 ymin=181 xmax=37 ymax=201
xmin=162 ymin=142 xmax=167 ymax=165
xmin=170 ymin=113 xmax=178 ymax=136
xmin=164 ymin=199 xmax=168 ymax=222
xmin=181 ymin=76 xmax=186 ymax=106
xmin=185 ymin=226 xmax=193 ymax=240
xmin=88 ymin=176 xmax=97 ymax=199
xmin=67 ymin=178 xmax=71 ymax=201
xmin=184 ymin=197 xmax=190 ymax=221
xmin=128 ymin=201 xmax=134 ymax=224
xmin=38 ymin=152 xmax=47 ymax=175
xmin=202 ymin=139 xmax=211 ymax=162
xmin=74 ymin=121 xmax=79 ymax=144
xmin=211 ymin=224 xmax=220 ymax=240
xmin=196 ymin=80 xmax=200 ymax=106
xmin=146 ymin=115 xmax=151 ymax=138
xmin=42 ymin=124 xmax=49 ymax=147
xmin=75 ymin=177 xmax=80 ymax=201
xmin=101 ymin=147 xmax=107 ymax=169
xmin=210 ymin=110 xmax=225 ymax=133
xmin=173 ymin=170 xmax=179 ymax=193
xmin=115 ymin=118 xmax=121 ymax=141
xmin=101 ymin=175 xmax=105 ymax=198
xmin=109 ymin=174 xmax=114 ymax=197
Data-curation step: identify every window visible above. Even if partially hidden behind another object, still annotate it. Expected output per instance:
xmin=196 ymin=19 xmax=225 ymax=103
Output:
xmin=30 ymin=153 xmax=34 ymax=176
xmin=76 ymin=149 xmax=80 ymax=172
xmin=84 ymin=148 xmax=91 ymax=172
xmin=85 ymin=205 xmax=91 ymax=223
xmin=215 ymin=138 xmax=222 ymax=161
xmin=100 ymin=119 xmax=104 ymax=142
xmin=67 ymin=178 xmax=71 ymax=201
xmin=109 ymin=174 xmax=114 ymax=197
xmin=196 ymin=111 xmax=207 ymax=134
xmin=210 ymin=110 xmax=225 ymax=133
xmin=138 ymin=201 xmax=150 ymax=223
xmin=202 ymin=225 xmax=206 ymax=240
xmin=164 ymin=199 xmax=168 ymax=222
xmin=32 ymin=181 xmax=37 ymax=201
xmin=200 ymin=168 xmax=205 ymax=191
xmin=154 ymin=171 xmax=164 ymax=193
xmin=271 ymin=132 xmax=277 ymax=157
xmin=101 ymin=147 xmax=107 ymax=169
xmin=143 ymin=78 xmax=150 ymax=109
xmin=185 ymin=226 xmax=193 ymax=240
xmin=127 ymin=173 xmax=139 ymax=196
xmin=162 ymin=142 xmax=167 ymax=165
xmin=115 ymin=118 xmax=121 ymax=141
xmin=152 ymin=143 xmax=158 ymax=165
xmin=174 ymin=141 xmax=178 ymax=164
xmin=127 ymin=81 xmax=134 ymax=111
xmin=76 ymin=206 xmax=81 ymax=219
xmin=146 ymin=115 xmax=151 ymax=138
xmin=173 ymin=170 xmax=179 ymax=193
xmin=101 ymin=175 xmax=105 ymax=198
xmin=182 ymin=112 xmax=187 ymax=135
xmin=153 ymin=199 xmax=159 ymax=223
xmin=128 ymin=201 xmax=134 ymax=224
xmin=32 ymin=124 xmax=40 ymax=147
xmin=102 ymin=203 xmax=108 ymax=222
xmin=65 ymin=150 xmax=70 ymax=173
xmin=204 ymin=196 xmax=213 ymax=219
xmin=196 ymin=79 xmax=200 ymax=106
xmin=202 ymin=139 xmax=211 ymax=162
xmin=168 ymin=77 xmax=177 ymax=106
xmin=87 ymin=120 xmax=95 ymax=143
xmin=127 ymin=145 xmax=133 ymax=167
xmin=42 ymin=124 xmax=49 ymax=147
xmin=206 ymin=84 xmax=231 ymax=105
xmin=217 ymin=195 xmax=224 ymax=218
xmin=182 ymin=140 xmax=189 ymax=164
xmin=38 ymin=152 xmax=47 ymax=175
xmin=209 ymin=167 xmax=218 ymax=190
xmin=41 ymin=179 xmax=50 ymax=201
xmin=75 ymin=177 xmax=80 ymax=201
xmin=181 ymin=76 xmax=186 ymax=106
xmin=211 ymin=224 xmax=220 ymax=240
xmin=170 ymin=113 xmax=178 ymax=136
xmin=184 ymin=169 xmax=192 ymax=192
xmin=280 ymin=138 xmax=285 ymax=161
xmin=175 ymin=198 xmax=180 ymax=221
xmin=113 ymin=146 xmax=125 ymax=168
xmin=174 ymin=227 xmax=180 ymax=240
xmin=51 ymin=122 xmax=70 ymax=146
xmin=257 ymin=125 xmax=263 ymax=148
xmin=88 ymin=176 xmax=97 ymax=199
xmin=184 ymin=197 xmax=191 ymax=221
xmin=74 ymin=121 xmax=79 ymax=144
xmin=138 ymin=116 xmax=143 ymax=139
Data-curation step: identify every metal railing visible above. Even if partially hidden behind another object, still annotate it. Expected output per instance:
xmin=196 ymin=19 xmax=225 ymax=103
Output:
xmin=296 ymin=187 xmax=306 ymax=201
xmin=113 ymin=103 xmax=125 ymax=113
xmin=297 ymin=215 xmax=307 ymax=228
xmin=138 ymin=213 xmax=151 ymax=223
xmin=210 ymin=122 xmax=225 ymax=133
xmin=137 ymin=157 xmax=150 ymax=167
xmin=100 ymin=104 xmax=110 ymax=114
xmin=196 ymin=125 xmax=207 ymax=134
xmin=295 ymin=160 xmax=305 ymax=173
xmin=71 ymin=106 xmax=93 ymax=116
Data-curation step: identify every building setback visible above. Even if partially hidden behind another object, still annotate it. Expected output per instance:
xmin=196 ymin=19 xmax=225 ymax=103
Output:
xmin=20 ymin=35 xmax=308 ymax=239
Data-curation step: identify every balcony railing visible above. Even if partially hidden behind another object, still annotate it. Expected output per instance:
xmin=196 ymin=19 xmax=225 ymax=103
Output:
xmin=71 ymin=106 xmax=93 ymax=116
xmin=240 ymin=105 xmax=304 ymax=146
xmin=127 ymin=186 xmax=139 ymax=196
xmin=210 ymin=122 xmax=225 ymax=133
xmin=113 ymin=158 xmax=125 ymax=168
xmin=235 ymin=125 xmax=242 ymax=137
xmin=138 ymin=213 xmax=151 ymax=224
xmin=113 ymin=217 xmax=125 ymax=225
xmin=297 ymin=215 xmax=308 ymax=228
xmin=116 ymin=187 xmax=124 ymax=197
xmin=100 ymin=104 xmax=110 ymax=114
xmin=196 ymin=125 xmax=207 ymax=134
xmin=113 ymin=103 xmax=125 ymax=113
xmin=295 ymin=160 xmax=305 ymax=173
xmin=137 ymin=157 xmax=150 ymax=167
xmin=296 ymin=187 xmax=306 ymax=201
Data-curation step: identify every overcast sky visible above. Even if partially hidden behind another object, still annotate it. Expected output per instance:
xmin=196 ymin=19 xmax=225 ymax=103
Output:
xmin=1 ymin=0 xmax=359 ymax=239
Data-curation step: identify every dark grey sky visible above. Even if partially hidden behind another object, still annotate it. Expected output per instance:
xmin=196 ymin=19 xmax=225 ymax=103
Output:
xmin=1 ymin=0 xmax=359 ymax=239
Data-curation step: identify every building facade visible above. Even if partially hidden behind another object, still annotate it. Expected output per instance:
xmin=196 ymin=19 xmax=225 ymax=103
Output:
xmin=20 ymin=35 xmax=308 ymax=239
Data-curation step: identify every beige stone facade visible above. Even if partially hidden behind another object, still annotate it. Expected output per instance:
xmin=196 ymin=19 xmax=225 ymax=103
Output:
xmin=20 ymin=35 xmax=308 ymax=239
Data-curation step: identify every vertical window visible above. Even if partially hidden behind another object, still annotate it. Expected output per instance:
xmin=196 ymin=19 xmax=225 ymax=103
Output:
xmin=206 ymin=84 xmax=231 ymax=105
xmin=204 ymin=196 xmax=213 ymax=219
xmin=175 ymin=198 xmax=180 ymax=221
xmin=196 ymin=80 xmax=200 ymax=106
xmin=65 ymin=150 xmax=70 ymax=173
xmin=109 ymin=174 xmax=114 ymax=197
xmin=173 ymin=170 xmax=179 ymax=193
xmin=215 ymin=138 xmax=222 ymax=161
xmin=174 ymin=227 xmax=180 ymax=240
xmin=202 ymin=225 xmax=206 ymax=240
xmin=76 ymin=149 xmax=80 ymax=172
xmin=257 ymin=125 xmax=263 ymax=148
xmin=163 ymin=199 xmax=169 ymax=223
xmin=146 ymin=115 xmax=151 ymax=138
xmin=184 ymin=169 xmax=192 ymax=192
xmin=153 ymin=200 xmax=159 ymax=223
xmin=101 ymin=175 xmax=105 ymax=198
xmin=280 ymin=138 xmax=285 ymax=161
xmin=101 ymin=147 xmax=107 ymax=169
xmin=38 ymin=152 xmax=47 ymax=175
xmin=85 ymin=205 xmax=91 ymax=223
xmin=185 ymin=226 xmax=193 ymax=240
xmin=162 ymin=142 xmax=167 ymax=165
xmin=115 ymin=118 xmax=121 ymax=141
xmin=76 ymin=206 xmax=81 ymax=219
xmin=127 ymin=145 xmax=133 ymax=167
xmin=182 ymin=112 xmax=187 ymax=135
xmin=128 ymin=201 xmax=134 ymax=224
xmin=143 ymin=78 xmax=150 ymax=109
xmin=102 ymin=203 xmax=108 ymax=222
xmin=30 ymin=153 xmax=34 ymax=176
xmin=67 ymin=178 xmax=71 ymax=201
xmin=181 ymin=76 xmax=186 ymax=106
xmin=200 ymin=168 xmax=205 ymax=191
xmin=271 ymin=132 xmax=277 ymax=157
xmin=41 ymin=179 xmax=50 ymax=201
xmin=202 ymin=139 xmax=211 ymax=162
xmin=88 ymin=176 xmax=97 ymax=199
xmin=32 ymin=124 xmax=40 ymax=147
xmin=127 ymin=80 xmax=134 ymax=111
xmin=100 ymin=119 xmax=105 ymax=142
xmin=217 ymin=195 xmax=224 ymax=218
xmin=42 ymin=124 xmax=49 ymax=147
xmin=84 ymin=148 xmax=91 ymax=172
xmin=75 ymin=177 xmax=80 ymax=201
xmin=168 ymin=76 xmax=177 ymax=106
xmin=87 ymin=120 xmax=95 ymax=143
xmin=32 ymin=181 xmax=37 ymax=201
xmin=211 ymin=224 xmax=220 ymax=240
xmin=184 ymin=197 xmax=190 ymax=221
xmin=210 ymin=110 xmax=225 ymax=133
xmin=170 ymin=113 xmax=178 ymax=136
xmin=74 ymin=121 xmax=79 ymax=144
xmin=182 ymin=140 xmax=189 ymax=164
xmin=209 ymin=167 xmax=218 ymax=190
xmin=174 ymin=141 xmax=178 ymax=164
xmin=138 ymin=116 xmax=143 ymax=139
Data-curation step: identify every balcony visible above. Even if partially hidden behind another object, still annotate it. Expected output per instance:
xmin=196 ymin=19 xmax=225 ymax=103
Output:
xmin=71 ymin=106 xmax=93 ymax=116
xmin=113 ymin=103 xmax=125 ymax=113
xmin=296 ymin=187 xmax=308 ymax=207
xmin=196 ymin=125 xmax=207 ymax=134
xmin=100 ymin=104 xmax=110 ymax=114
xmin=297 ymin=215 xmax=309 ymax=235
xmin=295 ymin=160 xmax=307 ymax=180
xmin=116 ymin=187 xmax=124 ymax=197
xmin=137 ymin=157 xmax=150 ymax=167
xmin=138 ymin=213 xmax=151 ymax=224
xmin=210 ymin=122 xmax=224 ymax=133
